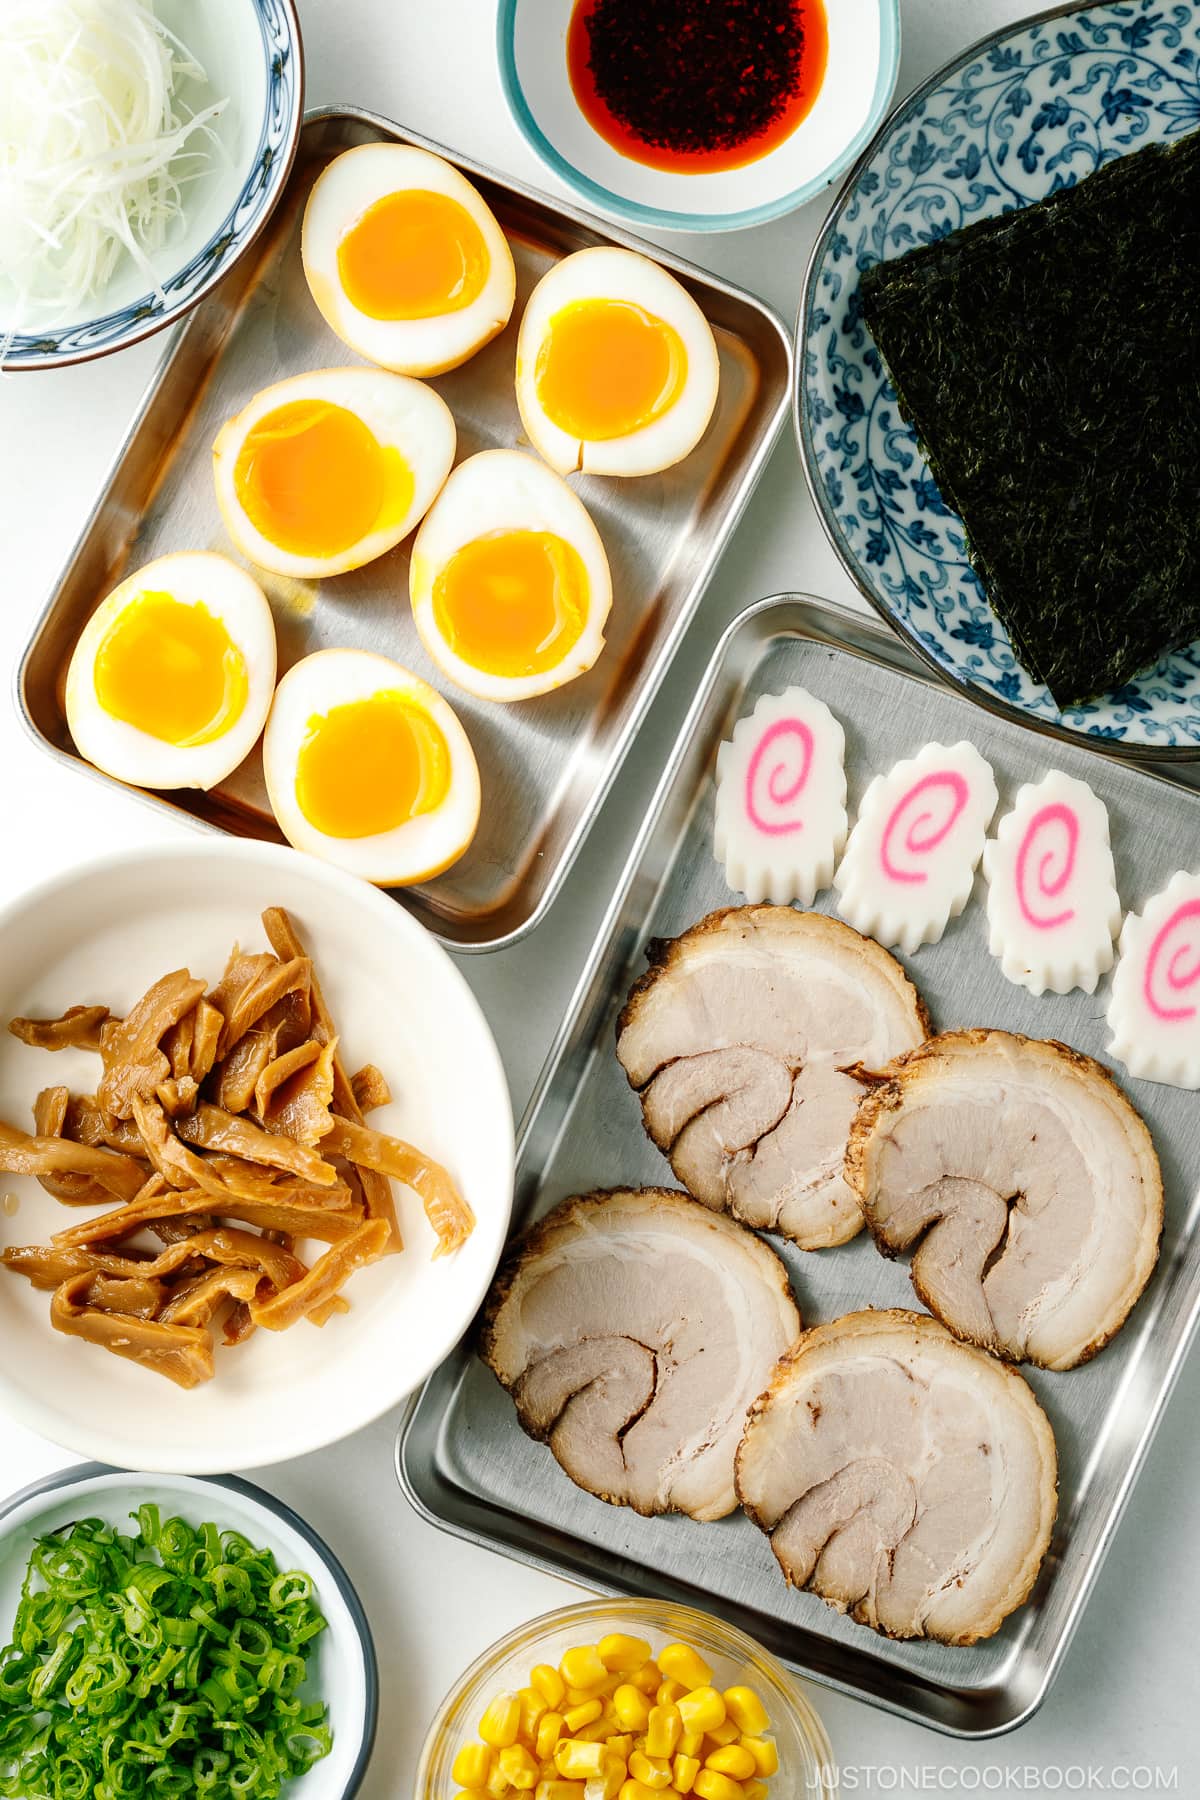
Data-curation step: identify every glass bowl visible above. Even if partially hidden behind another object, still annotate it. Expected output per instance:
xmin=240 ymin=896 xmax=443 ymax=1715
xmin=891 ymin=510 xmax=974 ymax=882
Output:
xmin=416 ymin=1597 xmax=837 ymax=1800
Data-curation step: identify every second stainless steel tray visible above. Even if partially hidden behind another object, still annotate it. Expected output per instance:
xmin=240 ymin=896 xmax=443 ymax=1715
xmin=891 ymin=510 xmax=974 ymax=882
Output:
xmin=15 ymin=107 xmax=790 ymax=952
xmin=399 ymin=593 xmax=1200 ymax=1736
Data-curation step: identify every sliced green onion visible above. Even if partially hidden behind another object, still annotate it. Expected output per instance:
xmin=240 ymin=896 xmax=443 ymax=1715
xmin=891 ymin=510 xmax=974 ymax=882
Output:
xmin=0 ymin=1511 xmax=331 ymax=1798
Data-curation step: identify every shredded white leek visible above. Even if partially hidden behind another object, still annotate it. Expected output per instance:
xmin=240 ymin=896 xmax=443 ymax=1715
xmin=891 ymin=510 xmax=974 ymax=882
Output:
xmin=0 ymin=0 xmax=228 ymax=340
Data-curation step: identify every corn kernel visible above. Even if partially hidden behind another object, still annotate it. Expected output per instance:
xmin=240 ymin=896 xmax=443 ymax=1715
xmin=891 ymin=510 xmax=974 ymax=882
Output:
xmin=535 ymin=1785 xmax=586 ymax=1800
xmin=704 ymin=1748 xmax=756 ymax=1782
xmin=501 ymin=1747 xmax=541 ymax=1790
xmin=565 ymin=1700 xmax=604 ymax=1733
xmin=658 ymin=1646 xmax=713 ymax=1692
xmin=645 ymin=1706 xmax=682 ymax=1760
xmin=585 ymin=1759 xmax=627 ymax=1800
xmin=533 ymin=1666 xmax=568 ymax=1710
xmin=743 ymin=1784 xmax=769 ymax=1800
xmin=453 ymin=1792 xmax=488 ymax=1800
xmin=536 ymin=1716 xmax=565 ymax=1760
xmin=605 ymin=1736 xmax=633 ymax=1762
xmin=576 ymin=1718 xmax=618 ymax=1745
xmin=703 ymin=1721 xmax=740 ymax=1748
xmin=721 ymin=1690 xmax=768 ymax=1737
xmin=561 ymin=1646 xmax=608 ymax=1690
xmin=557 ymin=1741 xmax=607 ymax=1781
xmin=598 ymin=1633 xmax=652 ymax=1673
xmin=656 ymin=1680 xmax=685 ymax=1707
xmin=486 ymin=1766 xmax=512 ymax=1800
xmin=519 ymin=1689 xmax=550 ymax=1737
xmin=739 ymin=1739 xmax=777 ymax=1780
xmin=458 ymin=1745 xmax=497 ymax=1786
xmin=677 ymin=1691 xmax=726 ymax=1737
xmin=672 ymin=1756 xmax=701 ymax=1796
xmin=693 ymin=1776 xmax=745 ymax=1800
xmin=619 ymin=1783 xmax=662 ymax=1800
xmin=629 ymin=1751 xmax=673 ymax=1791
xmin=613 ymin=1685 xmax=652 ymax=1732
xmin=481 ymin=1694 xmax=523 ymax=1750
xmin=677 ymin=1730 xmax=703 ymax=1760
xmin=630 ymin=1662 xmax=661 ymax=1696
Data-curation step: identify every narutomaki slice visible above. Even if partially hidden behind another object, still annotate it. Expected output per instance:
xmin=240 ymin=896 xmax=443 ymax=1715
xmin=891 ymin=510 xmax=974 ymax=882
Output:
xmin=736 ymin=1308 xmax=1058 ymax=1644
xmin=847 ymin=1029 xmax=1163 ymax=1370
xmin=480 ymin=1186 xmax=799 ymax=1520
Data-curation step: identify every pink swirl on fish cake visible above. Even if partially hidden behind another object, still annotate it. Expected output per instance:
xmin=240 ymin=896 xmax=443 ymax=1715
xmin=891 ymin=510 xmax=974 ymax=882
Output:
xmin=880 ymin=771 xmax=968 ymax=886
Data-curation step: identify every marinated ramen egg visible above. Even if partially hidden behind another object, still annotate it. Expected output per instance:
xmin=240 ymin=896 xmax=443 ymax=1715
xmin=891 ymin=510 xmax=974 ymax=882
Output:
xmin=213 ymin=368 xmax=456 ymax=580
xmin=65 ymin=552 xmax=276 ymax=791
xmin=263 ymin=649 xmax=480 ymax=885
xmin=516 ymin=246 xmax=720 ymax=478
xmin=409 ymin=448 xmax=612 ymax=703
xmin=302 ymin=143 xmax=516 ymax=375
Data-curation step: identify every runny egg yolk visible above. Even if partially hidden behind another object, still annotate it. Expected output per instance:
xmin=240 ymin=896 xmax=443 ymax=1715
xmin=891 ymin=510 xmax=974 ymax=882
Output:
xmin=94 ymin=591 xmax=248 ymax=747
xmin=233 ymin=400 xmax=414 ymax=559
xmin=296 ymin=691 xmax=451 ymax=840
xmin=535 ymin=298 xmax=687 ymax=441
xmin=431 ymin=530 xmax=588 ymax=678
xmin=337 ymin=189 xmax=489 ymax=320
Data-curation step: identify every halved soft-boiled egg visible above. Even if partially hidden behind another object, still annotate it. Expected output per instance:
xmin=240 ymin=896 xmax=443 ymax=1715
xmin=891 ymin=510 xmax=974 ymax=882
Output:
xmin=515 ymin=247 xmax=720 ymax=478
xmin=263 ymin=649 xmax=480 ymax=885
xmin=301 ymin=143 xmax=517 ymax=376
xmin=212 ymin=368 xmax=456 ymax=580
xmin=65 ymin=551 xmax=277 ymax=791
xmin=409 ymin=448 xmax=612 ymax=704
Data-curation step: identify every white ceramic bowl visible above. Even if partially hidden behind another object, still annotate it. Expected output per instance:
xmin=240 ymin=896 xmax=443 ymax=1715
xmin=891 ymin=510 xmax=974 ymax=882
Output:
xmin=2 ymin=0 xmax=303 ymax=370
xmin=498 ymin=0 xmax=900 ymax=233
xmin=0 ymin=839 xmax=514 ymax=1470
xmin=0 ymin=1465 xmax=376 ymax=1797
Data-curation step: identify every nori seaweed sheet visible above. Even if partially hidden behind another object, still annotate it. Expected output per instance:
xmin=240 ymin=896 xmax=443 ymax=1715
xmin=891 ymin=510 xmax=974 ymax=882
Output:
xmin=859 ymin=127 xmax=1200 ymax=706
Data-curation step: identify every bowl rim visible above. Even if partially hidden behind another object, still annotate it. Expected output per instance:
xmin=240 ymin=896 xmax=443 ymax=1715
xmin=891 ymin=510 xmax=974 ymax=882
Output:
xmin=0 ymin=836 xmax=515 ymax=1471
xmin=793 ymin=0 xmax=1200 ymax=763
xmin=415 ymin=1595 xmax=838 ymax=1795
xmin=495 ymin=0 xmax=901 ymax=234
xmin=3 ymin=0 xmax=306 ymax=373
xmin=0 ymin=1460 xmax=379 ymax=1797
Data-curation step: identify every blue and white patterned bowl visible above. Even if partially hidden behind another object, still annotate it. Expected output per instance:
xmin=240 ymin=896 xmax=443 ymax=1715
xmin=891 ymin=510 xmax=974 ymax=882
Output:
xmin=798 ymin=0 xmax=1200 ymax=756
xmin=3 ymin=0 xmax=303 ymax=371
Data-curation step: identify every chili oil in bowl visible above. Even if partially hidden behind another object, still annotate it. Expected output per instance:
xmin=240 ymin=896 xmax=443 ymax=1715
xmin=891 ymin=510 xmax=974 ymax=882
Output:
xmin=497 ymin=0 xmax=900 ymax=233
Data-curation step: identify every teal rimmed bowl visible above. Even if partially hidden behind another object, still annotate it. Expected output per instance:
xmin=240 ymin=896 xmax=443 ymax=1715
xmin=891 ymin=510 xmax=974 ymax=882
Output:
xmin=497 ymin=0 xmax=900 ymax=234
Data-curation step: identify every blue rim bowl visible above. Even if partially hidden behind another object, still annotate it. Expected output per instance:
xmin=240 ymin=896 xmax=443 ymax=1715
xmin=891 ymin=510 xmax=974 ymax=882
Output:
xmin=4 ymin=0 xmax=304 ymax=372
xmin=0 ymin=1462 xmax=378 ymax=1796
xmin=496 ymin=0 xmax=901 ymax=235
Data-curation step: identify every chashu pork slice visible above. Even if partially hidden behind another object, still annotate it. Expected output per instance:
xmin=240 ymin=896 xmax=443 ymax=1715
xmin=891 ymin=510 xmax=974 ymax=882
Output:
xmin=736 ymin=1309 xmax=1058 ymax=1644
xmin=616 ymin=907 xmax=929 ymax=1250
xmin=847 ymin=1030 xmax=1163 ymax=1371
xmin=480 ymin=1187 xmax=799 ymax=1520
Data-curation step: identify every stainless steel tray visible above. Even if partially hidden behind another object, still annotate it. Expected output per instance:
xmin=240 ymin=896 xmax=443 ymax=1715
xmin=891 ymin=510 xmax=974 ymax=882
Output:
xmin=14 ymin=107 xmax=790 ymax=953
xmin=398 ymin=593 xmax=1200 ymax=1736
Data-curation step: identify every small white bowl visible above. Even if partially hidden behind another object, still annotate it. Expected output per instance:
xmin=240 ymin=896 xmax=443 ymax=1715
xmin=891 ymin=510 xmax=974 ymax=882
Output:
xmin=0 ymin=839 xmax=514 ymax=1471
xmin=0 ymin=1465 xmax=376 ymax=1798
xmin=2 ymin=0 xmax=303 ymax=370
xmin=498 ymin=0 xmax=900 ymax=233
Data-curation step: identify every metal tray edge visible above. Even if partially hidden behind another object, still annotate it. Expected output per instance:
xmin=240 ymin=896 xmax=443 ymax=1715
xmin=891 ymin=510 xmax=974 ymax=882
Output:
xmin=13 ymin=104 xmax=793 ymax=956
xmin=397 ymin=591 xmax=1200 ymax=1737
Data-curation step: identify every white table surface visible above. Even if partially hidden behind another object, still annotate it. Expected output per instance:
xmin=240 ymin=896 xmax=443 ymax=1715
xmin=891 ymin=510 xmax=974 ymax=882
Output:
xmin=1 ymin=2 xmax=1197 ymax=1794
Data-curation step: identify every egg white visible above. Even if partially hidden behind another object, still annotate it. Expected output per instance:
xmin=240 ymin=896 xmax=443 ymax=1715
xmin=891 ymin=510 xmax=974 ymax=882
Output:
xmin=65 ymin=552 xmax=277 ymax=792
xmin=515 ymin=247 xmax=721 ymax=478
xmin=302 ymin=144 xmax=517 ymax=376
xmin=409 ymin=448 xmax=613 ymax=704
xmin=263 ymin=649 xmax=481 ymax=886
xmin=212 ymin=367 xmax=456 ymax=581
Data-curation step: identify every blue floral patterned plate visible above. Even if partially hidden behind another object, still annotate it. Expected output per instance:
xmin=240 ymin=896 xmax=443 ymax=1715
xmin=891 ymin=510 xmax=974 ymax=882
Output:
xmin=798 ymin=0 xmax=1200 ymax=757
